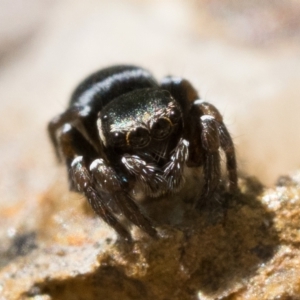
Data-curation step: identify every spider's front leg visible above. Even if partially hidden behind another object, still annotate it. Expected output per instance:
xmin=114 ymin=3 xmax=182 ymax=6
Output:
xmin=59 ymin=126 xmax=156 ymax=241
xmin=161 ymin=76 xmax=237 ymax=205
xmin=161 ymin=76 xmax=222 ymax=201
xmin=89 ymin=158 xmax=157 ymax=237
xmin=187 ymin=100 xmax=238 ymax=206
xmin=71 ymin=156 xmax=133 ymax=241
xmin=192 ymin=100 xmax=238 ymax=192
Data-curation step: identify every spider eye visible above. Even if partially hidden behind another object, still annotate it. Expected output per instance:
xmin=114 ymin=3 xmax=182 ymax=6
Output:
xmin=128 ymin=127 xmax=150 ymax=148
xmin=151 ymin=118 xmax=172 ymax=140
xmin=110 ymin=131 xmax=126 ymax=147
xmin=169 ymin=108 xmax=181 ymax=124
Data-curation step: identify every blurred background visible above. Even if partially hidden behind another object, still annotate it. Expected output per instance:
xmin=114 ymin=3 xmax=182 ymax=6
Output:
xmin=1 ymin=0 xmax=300 ymax=214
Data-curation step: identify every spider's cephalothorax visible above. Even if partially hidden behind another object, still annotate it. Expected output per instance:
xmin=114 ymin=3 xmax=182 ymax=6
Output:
xmin=48 ymin=65 xmax=238 ymax=241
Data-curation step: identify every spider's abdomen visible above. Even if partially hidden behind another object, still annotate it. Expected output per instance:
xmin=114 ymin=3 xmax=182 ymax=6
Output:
xmin=69 ymin=65 xmax=159 ymax=112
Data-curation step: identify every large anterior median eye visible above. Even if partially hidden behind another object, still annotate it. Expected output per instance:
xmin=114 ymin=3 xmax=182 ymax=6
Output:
xmin=127 ymin=127 xmax=150 ymax=148
xmin=110 ymin=131 xmax=126 ymax=147
xmin=169 ymin=108 xmax=181 ymax=124
xmin=151 ymin=118 xmax=172 ymax=140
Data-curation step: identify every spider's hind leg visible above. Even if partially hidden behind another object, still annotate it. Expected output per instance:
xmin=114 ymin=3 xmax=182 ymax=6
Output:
xmin=48 ymin=105 xmax=99 ymax=162
xmin=160 ymin=76 xmax=199 ymax=116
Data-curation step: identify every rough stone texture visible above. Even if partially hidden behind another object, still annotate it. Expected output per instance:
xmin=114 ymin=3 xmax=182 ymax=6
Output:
xmin=1 ymin=173 xmax=300 ymax=299
xmin=1 ymin=0 xmax=300 ymax=299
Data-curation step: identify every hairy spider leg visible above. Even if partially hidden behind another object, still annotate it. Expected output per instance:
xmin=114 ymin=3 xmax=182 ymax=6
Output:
xmin=191 ymin=100 xmax=238 ymax=206
xmin=48 ymin=105 xmax=101 ymax=161
xmin=218 ymin=124 xmax=238 ymax=192
xmin=58 ymin=125 xmax=132 ymax=240
xmin=90 ymin=159 xmax=157 ymax=237
xmin=198 ymin=114 xmax=222 ymax=205
xmin=58 ymin=124 xmax=157 ymax=240
xmin=160 ymin=76 xmax=199 ymax=116
xmin=58 ymin=124 xmax=98 ymax=190
xmin=160 ymin=77 xmax=238 ymax=206
xmin=194 ymin=100 xmax=238 ymax=192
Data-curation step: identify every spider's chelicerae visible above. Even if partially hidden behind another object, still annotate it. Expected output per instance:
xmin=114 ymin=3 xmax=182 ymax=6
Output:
xmin=48 ymin=65 xmax=238 ymax=241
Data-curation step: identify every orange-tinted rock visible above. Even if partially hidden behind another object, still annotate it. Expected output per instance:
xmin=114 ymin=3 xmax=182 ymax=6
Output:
xmin=1 ymin=172 xmax=300 ymax=299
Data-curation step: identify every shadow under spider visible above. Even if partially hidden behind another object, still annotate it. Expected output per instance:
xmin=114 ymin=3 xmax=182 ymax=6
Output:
xmin=139 ymin=177 xmax=279 ymax=298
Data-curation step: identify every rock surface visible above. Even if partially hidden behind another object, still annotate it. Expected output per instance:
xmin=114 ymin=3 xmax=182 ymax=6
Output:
xmin=1 ymin=172 xmax=300 ymax=299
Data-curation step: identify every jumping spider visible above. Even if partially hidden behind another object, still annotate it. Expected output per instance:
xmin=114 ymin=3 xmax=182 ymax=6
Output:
xmin=48 ymin=65 xmax=238 ymax=241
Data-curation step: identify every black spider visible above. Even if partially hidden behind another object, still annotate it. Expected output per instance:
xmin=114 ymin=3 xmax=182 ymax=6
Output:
xmin=48 ymin=65 xmax=238 ymax=241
